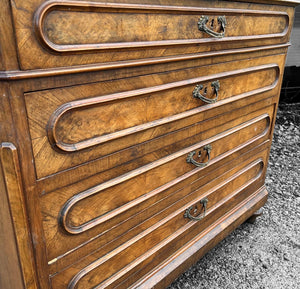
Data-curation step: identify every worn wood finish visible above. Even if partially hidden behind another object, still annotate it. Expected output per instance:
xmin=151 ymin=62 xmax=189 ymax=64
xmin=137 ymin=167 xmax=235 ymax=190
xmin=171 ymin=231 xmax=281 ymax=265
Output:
xmin=0 ymin=0 xmax=298 ymax=288
xmin=49 ymin=144 xmax=269 ymax=288
xmin=35 ymin=2 xmax=288 ymax=51
xmin=46 ymin=65 xmax=275 ymax=151
xmin=0 ymin=0 xmax=18 ymax=70
xmin=10 ymin=0 xmax=295 ymax=70
xmin=42 ymin=105 xmax=272 ymax=262
xmin=26 ymin=54 xmax=282 ymax=179
xmin=137 ymin=186 xmax=269 ymax=289
xmin=53 ymin=160 xmax=265 ymax=289
xmin=0 ymin=142 xmax=39 ymax=289
xmin=0 ymin=43 xmax=289 ymax=82
xmin=47 ymin=140 xmax=271 ymax=275
xmin=0 ymin=145 xmax=26 ymax=289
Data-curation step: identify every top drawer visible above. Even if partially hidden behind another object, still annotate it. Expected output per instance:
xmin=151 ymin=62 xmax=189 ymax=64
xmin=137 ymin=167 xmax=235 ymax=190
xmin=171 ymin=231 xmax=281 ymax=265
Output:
xmin=11 ymin=0 xmax=293 ymax=70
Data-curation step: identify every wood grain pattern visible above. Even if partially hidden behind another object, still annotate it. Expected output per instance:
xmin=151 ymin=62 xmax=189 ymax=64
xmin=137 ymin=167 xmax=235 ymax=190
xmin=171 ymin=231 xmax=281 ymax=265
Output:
xmin=46 ymin=140 xmax=270 ymax=276
xmin=34 ymin=1 xmax=288 ymax=52
xmin=60 ymin=113 xmax=270 ymax=234
xmin=134 ymin=186 xmax=269 ymax=289
xmin=236 ymin=0 xmax=300 ymax=5
xmin=51 ymin=155 xmax=265 ymax=289
xmin=41 ymin=103 xmax=274 ymax=271
xmin=31 ymin=89 xmax=278 ymax=195
xmin=0 ymin=143 xmax=38 ymax=289
xmin=25 ymin=53 xmax=283 ymax=179
xmin=47 ymin=64 xmax=278 ymax=153
xmin=9 ymin=0 xmax=295 ymax=69
xmin=0 ymin=0 xmax=18 ymax=70
xmin=0 ymin=43 xmax=289 ymax=81
xmin=0 ymin=0 xmax=297 ymax=288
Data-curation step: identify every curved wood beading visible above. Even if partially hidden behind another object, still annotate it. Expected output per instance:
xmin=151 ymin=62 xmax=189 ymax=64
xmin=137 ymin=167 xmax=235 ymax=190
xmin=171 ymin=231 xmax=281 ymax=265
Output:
xmin=133 ymin=186 xmax=268 ymax=288
xmin=59 ymin=113 xmax=270 ymax=235
xmin=47 ymin=64 xmax=279 ymax=153
xmin=34 ymin=0 xmax=289 ymax=53
xmin=0 ymin=44 xmax=289 ymax=80
xmin=66 ymin=158 xmax=265 ymax=289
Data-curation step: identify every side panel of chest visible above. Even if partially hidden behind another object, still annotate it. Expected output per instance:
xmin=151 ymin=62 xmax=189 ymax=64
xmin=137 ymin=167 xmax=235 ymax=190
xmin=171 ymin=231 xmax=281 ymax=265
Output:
xmin=0 ymin=0 xmax=298 ymax=289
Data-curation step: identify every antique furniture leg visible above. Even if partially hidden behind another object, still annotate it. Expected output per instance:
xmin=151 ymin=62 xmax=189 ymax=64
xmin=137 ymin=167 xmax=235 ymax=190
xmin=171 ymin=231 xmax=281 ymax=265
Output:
xmin=246 ymin=208 xmax=264 ymax=224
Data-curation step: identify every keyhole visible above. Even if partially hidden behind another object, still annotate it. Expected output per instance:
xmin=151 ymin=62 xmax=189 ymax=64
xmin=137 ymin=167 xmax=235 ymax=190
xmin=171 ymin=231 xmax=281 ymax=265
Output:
xmin=198 ymin=150 xmax=202 ymax=158
xmin=203 ymin=87 xmax=208 ymax=95
xmin=194 ymin=206 xmax=198 ymax=214
xmin=210 ymin=19 xmax=214 ymax=29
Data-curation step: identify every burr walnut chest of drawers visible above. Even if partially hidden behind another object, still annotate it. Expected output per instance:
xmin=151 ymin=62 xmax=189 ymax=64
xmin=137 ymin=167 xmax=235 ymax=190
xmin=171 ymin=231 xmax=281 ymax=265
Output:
xmin=1 ymin=0 xmax=299 ymax=288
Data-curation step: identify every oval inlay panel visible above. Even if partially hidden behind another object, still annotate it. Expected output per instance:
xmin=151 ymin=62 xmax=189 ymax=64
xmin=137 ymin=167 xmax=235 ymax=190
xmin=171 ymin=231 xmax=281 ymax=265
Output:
xmin=59 ymin=113 xmax=270 ymax=235
xmin=47 ymin=64 xmax=278 ymax=152
xmin=62 ymin=158 xmax=264 ymax=289
xmin=34 ymin=1 xmax=289 ymax=53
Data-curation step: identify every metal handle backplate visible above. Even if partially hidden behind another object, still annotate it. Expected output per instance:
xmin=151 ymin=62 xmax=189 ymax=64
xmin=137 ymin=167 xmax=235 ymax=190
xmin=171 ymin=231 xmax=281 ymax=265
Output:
xmin=186 ymin=144 xmax=212 ymax=168
xmin=198 ymin=15 xmax=226 ymax=38
xmin=184 ymin=198 xmax=208 ymax=221
xmin=193 ymin=80 xmax=220 ymax=104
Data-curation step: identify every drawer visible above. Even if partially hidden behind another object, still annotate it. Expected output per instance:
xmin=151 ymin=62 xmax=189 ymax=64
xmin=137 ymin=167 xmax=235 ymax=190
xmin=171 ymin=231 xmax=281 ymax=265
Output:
xmin=11 ymin=0 xmax=293 ymax=70
xmin=48 ymin=144 xmax=270 ymax=289
xmin=41 ymin=104 xmax=273 ymax=272
xmin=25 ymin=54 xmax=283 ymax=180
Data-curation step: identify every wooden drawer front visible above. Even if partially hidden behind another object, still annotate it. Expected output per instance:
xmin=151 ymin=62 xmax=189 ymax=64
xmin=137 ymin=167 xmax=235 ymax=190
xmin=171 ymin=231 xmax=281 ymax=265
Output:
xmin=25 ymin=54 xmax=283 ymax=180
xmin=41 ymin=105 xmax=273 ymax=271
xmin=49 ymin=145 xmax=269 ymax=289
xmin=11 ymin=0 xmax=293 ymax=70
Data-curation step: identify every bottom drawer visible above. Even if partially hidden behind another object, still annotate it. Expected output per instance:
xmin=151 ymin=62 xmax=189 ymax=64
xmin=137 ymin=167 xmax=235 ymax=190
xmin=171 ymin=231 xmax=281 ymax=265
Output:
xmin=50 ymin=142 xmax=270 ymax=289
xmin=133 ymin=186 xmax=268 ymax=289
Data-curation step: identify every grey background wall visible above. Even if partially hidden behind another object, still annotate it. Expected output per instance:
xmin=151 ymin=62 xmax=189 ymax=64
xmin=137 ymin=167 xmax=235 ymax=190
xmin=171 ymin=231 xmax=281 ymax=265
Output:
xmin=286 ymin=6 xmax=300 ymax=66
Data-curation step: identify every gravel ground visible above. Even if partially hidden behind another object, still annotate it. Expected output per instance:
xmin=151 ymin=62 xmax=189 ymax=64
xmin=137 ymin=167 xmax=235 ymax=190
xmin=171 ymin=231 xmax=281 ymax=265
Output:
xmin=168 ymin=104 xmax=300 ymax=289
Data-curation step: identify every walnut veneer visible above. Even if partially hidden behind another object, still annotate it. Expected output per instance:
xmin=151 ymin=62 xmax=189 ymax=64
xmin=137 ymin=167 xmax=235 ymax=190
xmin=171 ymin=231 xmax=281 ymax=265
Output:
xmin=0 ymin=0 xmax=299 ymax=288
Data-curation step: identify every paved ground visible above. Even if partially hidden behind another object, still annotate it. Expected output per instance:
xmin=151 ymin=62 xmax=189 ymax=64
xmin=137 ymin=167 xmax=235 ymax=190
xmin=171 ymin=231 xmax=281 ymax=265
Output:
xmin=168 ymin=105 xmax=300 ymax=289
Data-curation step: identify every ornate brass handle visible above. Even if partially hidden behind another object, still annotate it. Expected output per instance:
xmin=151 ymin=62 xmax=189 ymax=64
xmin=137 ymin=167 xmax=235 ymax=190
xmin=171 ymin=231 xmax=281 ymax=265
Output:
xmin=186 ymin=144 xmax=212 ymax=168
xmin=184 ymin=198 xmax=208 ymax=221
xmin=198 ymin=15 xmax=226 ymax=38
xmin=193 ymin=80 xmax=220 ymax=104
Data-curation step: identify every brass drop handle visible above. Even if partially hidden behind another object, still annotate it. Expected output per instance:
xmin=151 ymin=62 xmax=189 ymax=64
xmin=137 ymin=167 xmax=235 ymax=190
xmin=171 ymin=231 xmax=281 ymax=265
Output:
xmin=198 ymin=15 xmax=226 ymax=38
xmin=184 ymin=198 xmax=208 ymax=221
xmin=186 ymin=144 xmax=212 ymax=168
xmin=193 ymin=80 xmax=220 ymax=104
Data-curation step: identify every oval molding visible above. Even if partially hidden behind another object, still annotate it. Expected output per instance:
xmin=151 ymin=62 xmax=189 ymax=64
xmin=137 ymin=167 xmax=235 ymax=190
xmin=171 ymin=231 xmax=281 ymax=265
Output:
xmin=34 ymin=0 xmax=289 ymax=53
xmin=59 ymin=113 xmax=270 ymax=235
xmin=65 ymin=157 xmax=265 ymax=289
xmin=46 ymin=64 xmax=279 ymax=152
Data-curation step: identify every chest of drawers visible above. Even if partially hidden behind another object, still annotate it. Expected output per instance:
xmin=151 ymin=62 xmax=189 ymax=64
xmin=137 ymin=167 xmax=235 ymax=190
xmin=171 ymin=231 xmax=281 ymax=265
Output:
xmin=0 ymin=0 xmax=299 ymax=288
